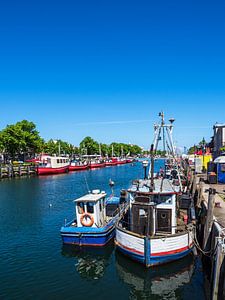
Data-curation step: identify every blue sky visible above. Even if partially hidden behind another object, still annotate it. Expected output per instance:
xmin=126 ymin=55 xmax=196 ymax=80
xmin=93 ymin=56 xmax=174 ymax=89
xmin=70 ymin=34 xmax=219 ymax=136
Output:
xmin=0 ymin=0 xmax=225 ymax=149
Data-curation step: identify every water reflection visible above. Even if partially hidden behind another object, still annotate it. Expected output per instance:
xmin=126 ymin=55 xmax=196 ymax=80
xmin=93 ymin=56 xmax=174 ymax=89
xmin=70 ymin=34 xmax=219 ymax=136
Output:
xmin=115 ymin=252 xmax=195 ymax=299
xmin=61 ymin=242 xmax=114 ymax=280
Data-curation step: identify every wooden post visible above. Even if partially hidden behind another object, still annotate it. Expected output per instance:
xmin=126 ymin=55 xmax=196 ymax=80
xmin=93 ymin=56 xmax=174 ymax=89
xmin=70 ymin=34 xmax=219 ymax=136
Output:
xmin=192 ymin=175 xmax=197 ymax=198
xmin=212 ymin=236 xmax=225 ymax=300
xmin=7 ymin=166 xmax=11 ymax=178
xmin=196 ymin=179 xmax=204 ymax=208
xmin=203 ymin=188 xmax=216 ymax=249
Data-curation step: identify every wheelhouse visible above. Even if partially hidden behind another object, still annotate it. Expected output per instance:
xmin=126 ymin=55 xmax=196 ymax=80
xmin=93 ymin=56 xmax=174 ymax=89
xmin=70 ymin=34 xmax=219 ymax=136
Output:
xmin=74 ymin=190 xmax=107 ymax=228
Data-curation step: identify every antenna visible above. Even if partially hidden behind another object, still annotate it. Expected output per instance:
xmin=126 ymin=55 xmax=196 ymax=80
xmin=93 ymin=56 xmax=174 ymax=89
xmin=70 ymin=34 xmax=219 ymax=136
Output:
xmin=83 ymin=173 xmax=91 ymax=193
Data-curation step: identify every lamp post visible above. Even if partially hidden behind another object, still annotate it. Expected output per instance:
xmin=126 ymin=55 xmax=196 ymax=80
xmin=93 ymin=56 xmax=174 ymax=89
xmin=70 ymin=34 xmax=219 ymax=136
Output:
xmin=142 ymin=160 xmax=149 ymax=180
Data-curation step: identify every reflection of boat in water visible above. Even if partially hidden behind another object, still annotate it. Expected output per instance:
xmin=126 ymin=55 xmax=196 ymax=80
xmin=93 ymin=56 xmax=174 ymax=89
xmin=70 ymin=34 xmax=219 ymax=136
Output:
xmin=115 ymin=251 xmax=195 ymax=298
xmin=61 ymin=242 xmax=114 ymax=280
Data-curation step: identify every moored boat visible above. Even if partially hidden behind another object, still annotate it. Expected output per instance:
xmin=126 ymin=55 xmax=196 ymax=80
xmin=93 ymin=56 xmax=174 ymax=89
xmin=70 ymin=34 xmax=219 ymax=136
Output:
xmin=89 ymin=159 xmax=106 ymax=169
xmin=37 ymin=155 xmax=69 ymax=175
xmin=69 ymin=160 xmax=89 ymax=171
xmin=115 ymin=113 xmax=195 ymax=267
xmin=61 ymin=189 xmax=128 ymax=246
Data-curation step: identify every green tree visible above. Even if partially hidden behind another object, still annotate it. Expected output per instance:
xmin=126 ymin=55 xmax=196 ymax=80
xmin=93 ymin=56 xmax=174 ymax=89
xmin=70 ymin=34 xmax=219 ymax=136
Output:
xmin=80 ymin=136 xmax=99 ymax=155
xmin=0 ymin=120 xmax=43 ymax=159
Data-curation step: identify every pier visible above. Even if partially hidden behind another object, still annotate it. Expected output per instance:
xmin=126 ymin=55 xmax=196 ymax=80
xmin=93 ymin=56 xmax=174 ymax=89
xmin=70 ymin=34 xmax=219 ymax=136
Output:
xmin=190 ymin=171 xmax=225 ymax=300
xmin=0 ymin=165 xmax=37 ymax=179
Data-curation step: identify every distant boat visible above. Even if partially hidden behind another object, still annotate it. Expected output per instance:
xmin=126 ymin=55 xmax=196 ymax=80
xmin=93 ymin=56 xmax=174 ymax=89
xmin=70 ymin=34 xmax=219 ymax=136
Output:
xmin=69 ymin=160 xmax=89 ymax=171
xmin=105 ymin=158 xmax=118 ymax=166
xmin=37 ymin=155 xmax=69 ymax=175
xmin=116 ymin=158 xmax=127 ymax=165
xmin=89 ymin=159 xmax=106 ymax=169
xmin=60 ymin=189 xmax=128 ymax=246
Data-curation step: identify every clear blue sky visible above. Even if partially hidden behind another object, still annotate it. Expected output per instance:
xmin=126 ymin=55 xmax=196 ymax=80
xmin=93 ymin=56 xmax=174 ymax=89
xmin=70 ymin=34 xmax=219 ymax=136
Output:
xmin=0 ymin=0 xmax=225 ymax=149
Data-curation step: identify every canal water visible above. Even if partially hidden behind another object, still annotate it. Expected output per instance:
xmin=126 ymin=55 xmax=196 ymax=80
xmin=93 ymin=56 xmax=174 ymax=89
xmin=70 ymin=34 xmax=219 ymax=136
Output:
xmin=0 ymin=161 xmax=206 ymax=300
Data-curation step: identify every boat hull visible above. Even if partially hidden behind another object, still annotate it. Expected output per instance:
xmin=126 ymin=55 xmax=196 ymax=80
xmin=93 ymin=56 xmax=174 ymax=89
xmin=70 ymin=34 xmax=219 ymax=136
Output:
xmin=105 ymin=162 xmax=118 ymax=166
xmin=61 ymin=224 xmax=115 ymax=246
xmin=37 ymin=165 xmax=69 ymax=175
xmin=115 ymin=226 xmax=194 ymax=267
xmin=69 ymin=165 xmax=89 ymax=171
xmin=89 ymin=163 xmax=106 ymax=169
xmin=116 ymin=161 xmax=127 ymax=165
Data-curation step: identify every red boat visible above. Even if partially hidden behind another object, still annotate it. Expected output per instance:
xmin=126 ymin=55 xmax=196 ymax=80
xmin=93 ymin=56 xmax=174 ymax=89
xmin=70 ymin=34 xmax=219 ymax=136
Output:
xmin=116 ymin=159 xmax=127 ymax=165
xmin=89 ymin=160 xmax=106 ymax=169
xmin=37 ymin=156 xmax=69 ymax=175
xmin=69 ymin=162 xmax=89 ymax=171
xmin=105 ymin=159 xmax=118 ymax=166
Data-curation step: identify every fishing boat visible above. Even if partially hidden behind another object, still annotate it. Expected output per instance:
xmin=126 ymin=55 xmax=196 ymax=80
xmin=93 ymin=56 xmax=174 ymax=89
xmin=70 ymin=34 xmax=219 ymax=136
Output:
xmin=116 ymin=158 xmax=127 ymax=165
xmin=37 ymin=155 xmax=69 ymax=175
xmin=115 ymin=113 xmax=195 ymax=267
xmin=69 ymin=160 xmax=89 ymax=171
xmin=60 ymin=188 xmax=128 ymax=246
xmin=89 ymin=159 xmax=106 ymax=169
xmin=105 ymin=158 xmax=118 ymax=166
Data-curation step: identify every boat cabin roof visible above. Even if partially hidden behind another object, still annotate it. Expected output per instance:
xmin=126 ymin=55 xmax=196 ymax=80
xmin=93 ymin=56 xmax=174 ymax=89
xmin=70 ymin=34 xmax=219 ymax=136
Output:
xmin=128 ymin=178 xmax=180 ymax=194
xmin=74 ymin=192 xmax=107 ymax=203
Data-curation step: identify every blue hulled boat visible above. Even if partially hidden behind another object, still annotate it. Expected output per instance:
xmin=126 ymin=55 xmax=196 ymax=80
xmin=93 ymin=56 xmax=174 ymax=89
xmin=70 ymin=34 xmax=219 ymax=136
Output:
xmin=61 ymin=189 xmax=128 ymax=246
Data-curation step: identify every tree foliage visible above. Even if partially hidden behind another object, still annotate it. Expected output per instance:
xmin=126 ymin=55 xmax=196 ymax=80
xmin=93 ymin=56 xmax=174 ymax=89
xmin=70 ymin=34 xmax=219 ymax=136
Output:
xmin=80 ymin=137 xmax=142 ymax=156
xmin=42 ymin=139 xmax=79 ymax=156
xmin=0 ymin=120 xmax=43 ymax=159
xmin=0 ymin=121 xmax=143 ymax=160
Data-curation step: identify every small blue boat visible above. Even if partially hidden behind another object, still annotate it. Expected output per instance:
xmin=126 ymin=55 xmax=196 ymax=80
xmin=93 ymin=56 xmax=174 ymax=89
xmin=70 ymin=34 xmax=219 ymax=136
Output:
xmin=61 ymin=189 xmax=128 ymax=246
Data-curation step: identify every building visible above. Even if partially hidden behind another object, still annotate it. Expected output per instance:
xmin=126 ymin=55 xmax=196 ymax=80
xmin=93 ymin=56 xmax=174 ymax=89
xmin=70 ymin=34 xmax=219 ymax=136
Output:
xmin=213 ymin=123 xmax=225 ymax=158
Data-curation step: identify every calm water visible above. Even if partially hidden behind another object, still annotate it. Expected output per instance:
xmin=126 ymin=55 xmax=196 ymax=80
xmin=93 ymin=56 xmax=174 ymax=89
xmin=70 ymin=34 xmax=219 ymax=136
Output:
xmin=0 ymin=161 xmax=205 ymax=300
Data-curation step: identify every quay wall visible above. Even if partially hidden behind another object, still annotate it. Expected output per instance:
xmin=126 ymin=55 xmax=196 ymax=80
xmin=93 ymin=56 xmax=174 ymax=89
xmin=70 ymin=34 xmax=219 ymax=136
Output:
xmin=0 ymin=165 xmax=37 ymax=179
xmin=191 ymin=174 xmax=225 ymax=300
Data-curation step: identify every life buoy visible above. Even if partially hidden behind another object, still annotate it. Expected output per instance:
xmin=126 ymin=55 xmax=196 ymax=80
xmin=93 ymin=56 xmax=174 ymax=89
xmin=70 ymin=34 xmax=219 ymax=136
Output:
xmin=80 ymin=213 xmax=94 ymax=227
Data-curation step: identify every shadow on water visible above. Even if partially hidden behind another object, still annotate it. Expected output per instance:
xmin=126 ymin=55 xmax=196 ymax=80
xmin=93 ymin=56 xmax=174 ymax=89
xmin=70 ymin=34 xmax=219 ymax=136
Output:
xmin=115 ymin=251 xmax=202 ymax=300
xmin=61 ymin=241 xmax=114 ymax=280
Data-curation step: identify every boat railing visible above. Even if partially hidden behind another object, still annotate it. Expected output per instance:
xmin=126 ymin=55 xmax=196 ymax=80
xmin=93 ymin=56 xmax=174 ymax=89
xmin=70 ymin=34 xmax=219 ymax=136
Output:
xmin=106 ymin=202 xmax=129 ymax=218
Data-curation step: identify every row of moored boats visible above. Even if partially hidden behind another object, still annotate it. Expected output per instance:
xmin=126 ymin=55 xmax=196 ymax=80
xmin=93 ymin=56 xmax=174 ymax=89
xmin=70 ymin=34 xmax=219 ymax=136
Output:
xmin=33 ymin=156 xmax=134 ymax=175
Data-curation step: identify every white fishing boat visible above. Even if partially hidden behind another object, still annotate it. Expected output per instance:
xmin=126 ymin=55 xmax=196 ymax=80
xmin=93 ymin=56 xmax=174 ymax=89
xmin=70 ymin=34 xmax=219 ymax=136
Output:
xmin=115 ymin=113 xmax=196 ymax=267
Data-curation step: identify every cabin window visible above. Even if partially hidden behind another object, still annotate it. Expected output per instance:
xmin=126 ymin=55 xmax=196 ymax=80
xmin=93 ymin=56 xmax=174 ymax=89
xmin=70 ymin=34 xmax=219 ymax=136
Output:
xmin=77 ymin=202 xmax=85 ymax=214
xmin=139 ymin=209 xmax=147 ymax=216
xmin=87 ymin=202 xmax=94 ymax=214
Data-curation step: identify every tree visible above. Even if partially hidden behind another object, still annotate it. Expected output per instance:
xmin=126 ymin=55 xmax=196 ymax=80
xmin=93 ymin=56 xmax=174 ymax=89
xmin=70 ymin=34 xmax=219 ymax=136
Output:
xmin=0 ymin=120 xmax=43 ymax=159
xmin=80 ymin=137 xmax=99 ymax=155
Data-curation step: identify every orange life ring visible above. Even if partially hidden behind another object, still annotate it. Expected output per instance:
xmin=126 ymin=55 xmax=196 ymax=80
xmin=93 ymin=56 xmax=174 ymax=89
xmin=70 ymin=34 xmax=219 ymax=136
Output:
xmin=80 ymin=213 xmax=94 ymax=227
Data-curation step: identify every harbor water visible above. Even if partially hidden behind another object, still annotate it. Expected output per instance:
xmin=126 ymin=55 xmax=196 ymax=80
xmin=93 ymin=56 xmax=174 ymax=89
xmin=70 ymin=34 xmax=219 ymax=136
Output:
xmin=0 ymin=161 xmax=206 ymax=300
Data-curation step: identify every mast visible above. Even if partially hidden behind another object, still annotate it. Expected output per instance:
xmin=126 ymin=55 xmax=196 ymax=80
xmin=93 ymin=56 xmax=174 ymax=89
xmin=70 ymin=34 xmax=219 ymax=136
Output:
xmin=99 ymin=143 xmax=102 ymax=157
xmin=148 ymin=112 xmax=182 ymax=191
